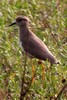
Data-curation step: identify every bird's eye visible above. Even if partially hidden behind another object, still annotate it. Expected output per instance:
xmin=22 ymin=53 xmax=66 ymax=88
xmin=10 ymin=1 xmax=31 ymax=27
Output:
xmin=17 ymin=19 xmax=22 ymax=22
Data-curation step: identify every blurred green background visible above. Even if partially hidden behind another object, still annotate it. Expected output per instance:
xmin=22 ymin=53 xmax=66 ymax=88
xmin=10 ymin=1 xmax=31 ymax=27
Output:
xmin=0 ymin=0 xmax=67 ymax=100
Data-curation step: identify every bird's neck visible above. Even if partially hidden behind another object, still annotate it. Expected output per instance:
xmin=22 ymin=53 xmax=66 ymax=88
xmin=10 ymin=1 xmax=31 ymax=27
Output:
xmin=19 ymin=26 xmax=29 ymax=41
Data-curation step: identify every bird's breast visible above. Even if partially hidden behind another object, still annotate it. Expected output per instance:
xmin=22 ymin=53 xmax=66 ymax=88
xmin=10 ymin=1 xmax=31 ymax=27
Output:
xmin=19 ymin=39 xmax=28 ymax=52
xmin=19 ymin=40 xmax=34 ymax=58
xmin=19 ymin=41 xmax=24 ymax=51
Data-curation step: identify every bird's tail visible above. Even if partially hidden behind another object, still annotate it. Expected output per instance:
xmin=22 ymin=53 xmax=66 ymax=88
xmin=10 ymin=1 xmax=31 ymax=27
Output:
xmin=54 ymin=61 xmax=61 ymax=65
xmin=47 ymin=53 xmax=60 ymax=65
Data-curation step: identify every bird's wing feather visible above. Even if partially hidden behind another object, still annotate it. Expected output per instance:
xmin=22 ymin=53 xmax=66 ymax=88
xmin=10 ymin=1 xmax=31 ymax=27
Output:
xmin=26 ymin=32 xmax=56 ymax=64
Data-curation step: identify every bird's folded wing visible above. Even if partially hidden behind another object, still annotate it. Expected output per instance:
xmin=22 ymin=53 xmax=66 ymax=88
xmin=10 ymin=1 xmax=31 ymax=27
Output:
xmin=26 ymin=33 xmax=53 ymax=61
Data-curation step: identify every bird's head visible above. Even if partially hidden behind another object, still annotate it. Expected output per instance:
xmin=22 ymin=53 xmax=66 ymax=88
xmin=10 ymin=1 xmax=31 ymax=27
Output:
xmin=8 ymin=16 xmax=30 ymax=27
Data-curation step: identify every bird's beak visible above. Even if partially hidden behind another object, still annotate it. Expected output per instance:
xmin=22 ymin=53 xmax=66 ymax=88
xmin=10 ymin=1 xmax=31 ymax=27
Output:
xmin=8 ymin=21 xmax=16 ymax=27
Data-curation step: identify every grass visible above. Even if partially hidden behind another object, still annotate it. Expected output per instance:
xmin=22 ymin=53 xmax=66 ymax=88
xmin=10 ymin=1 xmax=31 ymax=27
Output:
xmin=0 ymin=0 xmax=67 ymax=100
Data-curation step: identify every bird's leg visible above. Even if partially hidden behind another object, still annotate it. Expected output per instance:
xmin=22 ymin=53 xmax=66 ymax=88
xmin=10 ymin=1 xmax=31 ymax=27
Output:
xmin=30 ymin=59 xmax=35 ymax=83
xmin=41 ymin=63 xmax=45 ymax=82
xmin=38 ymin=60 xmax=45 ymax=83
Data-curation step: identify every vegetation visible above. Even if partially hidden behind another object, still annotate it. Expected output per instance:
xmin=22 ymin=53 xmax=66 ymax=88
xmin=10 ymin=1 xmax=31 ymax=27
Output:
xmin=0 ymin=0 xmax=67 ymax=99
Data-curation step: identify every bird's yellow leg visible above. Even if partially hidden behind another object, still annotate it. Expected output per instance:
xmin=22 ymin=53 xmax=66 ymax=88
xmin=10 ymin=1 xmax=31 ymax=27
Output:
xmin=38 ymin=60 xmax=45 ymax=83
xmin=30 ymin=59 xmax=35 ymax=83
xmin=41 ymin=63 xmax=45 ymax=82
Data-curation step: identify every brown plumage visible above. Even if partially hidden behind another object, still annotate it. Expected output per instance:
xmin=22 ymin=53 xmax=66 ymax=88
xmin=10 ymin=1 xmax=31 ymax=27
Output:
xmin=9 ymin=16 xmax=58 ymax=65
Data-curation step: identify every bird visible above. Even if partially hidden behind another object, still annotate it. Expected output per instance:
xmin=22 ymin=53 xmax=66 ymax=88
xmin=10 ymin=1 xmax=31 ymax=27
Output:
xmin=8 ymin=16 xmax=59 ymax=82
